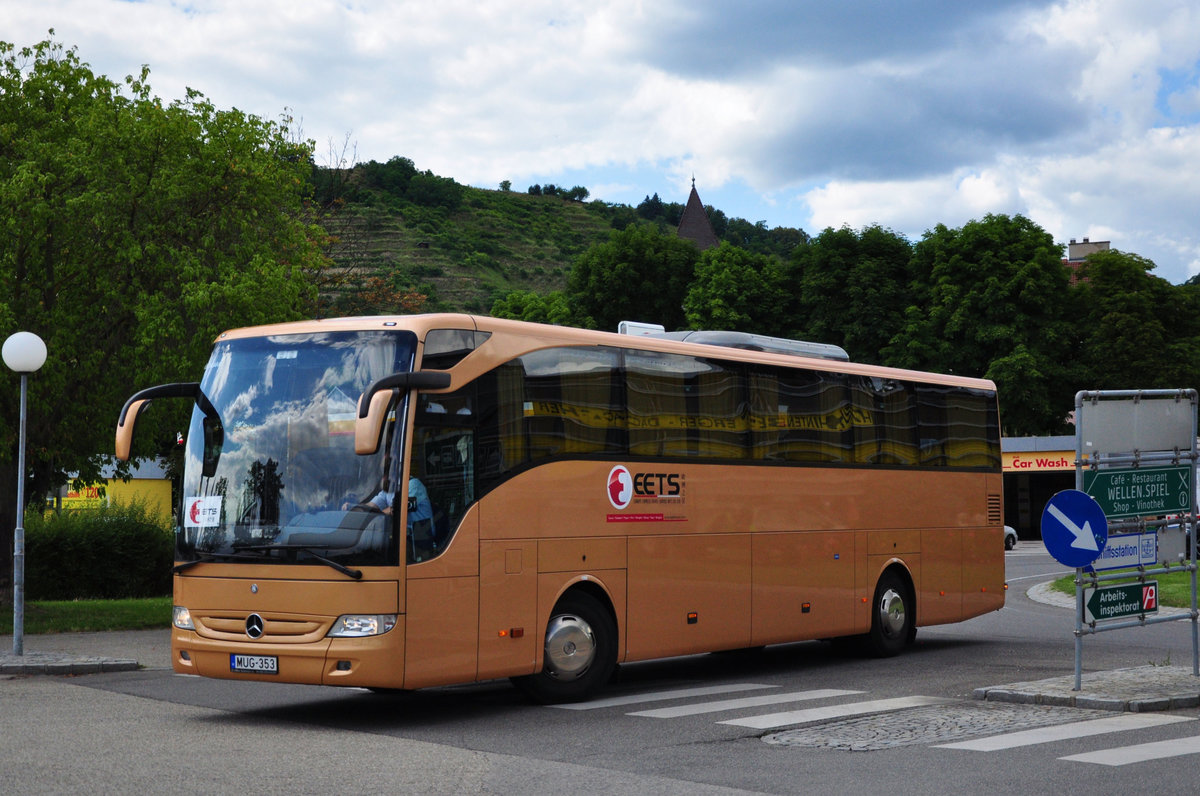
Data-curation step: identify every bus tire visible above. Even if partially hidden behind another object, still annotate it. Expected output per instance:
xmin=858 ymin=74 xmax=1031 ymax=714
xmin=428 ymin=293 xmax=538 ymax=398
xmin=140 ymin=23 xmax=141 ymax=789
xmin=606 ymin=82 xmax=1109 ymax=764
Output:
xmin=512 ymin=591 xmax=617 ymax=704
xmin=865 ymin=570 xmax=913 ymax=658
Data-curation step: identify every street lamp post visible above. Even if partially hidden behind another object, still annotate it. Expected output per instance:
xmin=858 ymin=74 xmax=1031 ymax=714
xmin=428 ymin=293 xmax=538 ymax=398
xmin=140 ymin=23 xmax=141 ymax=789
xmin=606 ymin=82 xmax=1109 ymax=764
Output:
xmin=3 ymin=331 xmax=47 ymax=656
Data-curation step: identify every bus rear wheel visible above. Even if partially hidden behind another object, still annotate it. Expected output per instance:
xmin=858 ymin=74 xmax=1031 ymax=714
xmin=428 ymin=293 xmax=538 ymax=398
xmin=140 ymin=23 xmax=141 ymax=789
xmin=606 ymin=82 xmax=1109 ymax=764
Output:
xmin=865 ymin=571 xmax=913 ymax=657
xmin=512 ymin=591 xmax=616 ymax=704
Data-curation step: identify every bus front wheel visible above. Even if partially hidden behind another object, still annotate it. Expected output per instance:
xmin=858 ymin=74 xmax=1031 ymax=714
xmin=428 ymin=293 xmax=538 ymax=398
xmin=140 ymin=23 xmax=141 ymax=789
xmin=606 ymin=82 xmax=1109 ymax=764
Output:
xmin=512 ymin=591 xmax=616 ymax=704
xmin=865 ymin=571 xmax=913 ymax=657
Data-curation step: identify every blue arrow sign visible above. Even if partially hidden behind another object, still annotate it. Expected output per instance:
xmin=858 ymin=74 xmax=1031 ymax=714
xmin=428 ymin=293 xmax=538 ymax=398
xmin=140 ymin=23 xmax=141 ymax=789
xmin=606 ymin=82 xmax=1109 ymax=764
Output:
xmin=1041 ymin=489 xmax=1109 ymax=568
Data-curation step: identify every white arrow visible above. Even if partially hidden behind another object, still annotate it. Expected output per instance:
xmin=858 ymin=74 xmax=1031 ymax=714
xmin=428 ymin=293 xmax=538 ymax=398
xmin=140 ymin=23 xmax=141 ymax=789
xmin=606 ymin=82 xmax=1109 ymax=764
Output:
xmin=1047 ymin=503 xmax=1099 ymax=551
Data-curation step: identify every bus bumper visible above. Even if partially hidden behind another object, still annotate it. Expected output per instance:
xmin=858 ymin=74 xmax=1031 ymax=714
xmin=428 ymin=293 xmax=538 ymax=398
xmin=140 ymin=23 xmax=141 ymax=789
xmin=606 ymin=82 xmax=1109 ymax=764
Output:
xmin=172 ymin=620 xmax=406 ymax=689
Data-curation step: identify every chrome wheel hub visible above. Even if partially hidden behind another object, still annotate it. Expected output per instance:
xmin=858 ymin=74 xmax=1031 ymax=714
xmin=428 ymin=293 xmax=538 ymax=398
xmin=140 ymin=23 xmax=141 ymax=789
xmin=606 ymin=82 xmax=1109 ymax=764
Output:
xmin=543 ymin=613 xmax=596 ymax=681
xmin=878 ymin=588 xmax=907 ymax=639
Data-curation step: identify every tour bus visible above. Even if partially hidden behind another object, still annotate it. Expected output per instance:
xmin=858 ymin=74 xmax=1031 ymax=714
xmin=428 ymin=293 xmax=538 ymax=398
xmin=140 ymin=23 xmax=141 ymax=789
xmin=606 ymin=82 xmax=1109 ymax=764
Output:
xmin=115 ymin=314 xmax=1005 ymax=702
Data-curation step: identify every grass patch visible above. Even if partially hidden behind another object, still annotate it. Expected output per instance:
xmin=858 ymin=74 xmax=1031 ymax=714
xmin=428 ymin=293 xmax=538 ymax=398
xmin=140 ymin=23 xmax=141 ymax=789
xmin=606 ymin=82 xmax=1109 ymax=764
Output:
xmin=1051 ymin=570 xmax=1197 ymax=607
xmin=0 ymin=596 xmax=171 ymax=635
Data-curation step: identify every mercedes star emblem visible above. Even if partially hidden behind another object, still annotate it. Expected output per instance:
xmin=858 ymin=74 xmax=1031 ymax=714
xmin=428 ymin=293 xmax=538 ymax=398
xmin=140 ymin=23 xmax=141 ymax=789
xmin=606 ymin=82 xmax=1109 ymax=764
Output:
xmin=245 ymin=613 xmax=265 ymax=639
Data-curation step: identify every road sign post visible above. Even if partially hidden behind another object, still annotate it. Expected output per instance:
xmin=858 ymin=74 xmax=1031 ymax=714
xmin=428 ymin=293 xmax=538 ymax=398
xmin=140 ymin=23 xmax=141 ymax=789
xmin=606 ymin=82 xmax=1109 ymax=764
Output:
xmin=1041 ymin=490 xmax=1107 ymax=569
xmin=1069 ymin=389 xmax=1200 ymax=691
xmin=1088 ymin=532 xmax=1158 ymax=572
xmin=1083 ymin=581 xmax=1159 ymax=623
xmin=1082 ymin=465 xmax=1192 ymax=519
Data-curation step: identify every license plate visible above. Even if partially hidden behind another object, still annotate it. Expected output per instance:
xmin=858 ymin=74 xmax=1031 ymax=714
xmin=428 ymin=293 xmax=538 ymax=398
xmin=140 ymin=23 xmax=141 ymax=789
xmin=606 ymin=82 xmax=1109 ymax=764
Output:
xmin=230 ymin=654 xmax=278 ymax=674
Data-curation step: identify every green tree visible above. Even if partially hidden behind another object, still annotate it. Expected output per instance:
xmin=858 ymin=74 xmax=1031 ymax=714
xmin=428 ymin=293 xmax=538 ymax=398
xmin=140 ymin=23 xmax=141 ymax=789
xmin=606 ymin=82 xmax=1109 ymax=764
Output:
xmin=723 ymin=219 xmax=809 ymax=259
xmin=566 ymin=224 xmax=699 ymax=331
xmin=0 ymin=37 xmax=326 ymax=583
xmin=489 ymin=289 xmax=573 ymax=325
xmin=1073 ymin=250 xmax=1200 ymax=390
xmin=683 ymin=243 xmax=788 ymax=334
xmin=636 ymin=192 xmax=665 ymax=220
xmin=407 ymin=170 xmax=463 ymax=210
xmin=359 ymin=155 xmax=417 ymax=196
xmin=793 ymin=226 xmax=859 ymax=348
xmin=884 ymin=214 xmax=1071 ymax=435
xmin=792 ymin=225 xmax=912 ymax=362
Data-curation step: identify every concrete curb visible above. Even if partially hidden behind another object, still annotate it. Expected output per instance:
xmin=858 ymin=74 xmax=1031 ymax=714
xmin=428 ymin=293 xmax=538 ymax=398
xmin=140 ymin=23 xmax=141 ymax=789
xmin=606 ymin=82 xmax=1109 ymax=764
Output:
xmin=0 ymin=629 xmax=166 ymax=677
xmin=977 ymin=582 xmax=1200 ymax=711
xmin=974 ymin=665 xmax=1200 ymax=712
xmin=0 ymin=651 xmax=139 ymax=676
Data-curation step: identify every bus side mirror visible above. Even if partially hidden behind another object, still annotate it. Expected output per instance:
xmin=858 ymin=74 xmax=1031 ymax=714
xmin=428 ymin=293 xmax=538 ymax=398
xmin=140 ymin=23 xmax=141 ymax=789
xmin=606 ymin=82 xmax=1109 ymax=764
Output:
xmin=355 ymin=371 xmax=451 ymax=455
xmin=355 ymin=389 xmax=396 ymax=455
xmin=115 ymin=397 xmax=153 ymax=461
xmin=114 ymin=382 xmax=216 ymax=463
xmin=116 ymin=382 xmax=204 ymax=461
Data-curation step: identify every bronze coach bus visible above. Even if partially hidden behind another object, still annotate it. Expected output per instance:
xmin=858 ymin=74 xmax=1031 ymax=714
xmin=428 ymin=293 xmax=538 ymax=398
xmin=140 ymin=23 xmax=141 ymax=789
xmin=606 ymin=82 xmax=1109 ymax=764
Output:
xmin=116 ymin=314 xmax=1004 ymax=702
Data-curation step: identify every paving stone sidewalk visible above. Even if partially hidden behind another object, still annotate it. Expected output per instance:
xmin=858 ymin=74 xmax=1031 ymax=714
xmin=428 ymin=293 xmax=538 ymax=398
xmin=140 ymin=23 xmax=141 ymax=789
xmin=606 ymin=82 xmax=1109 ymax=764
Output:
xmin=1011 ymin=580 xmax=1200 ymax=710
xmin=0 ymin=628 xmax=167 ymax=676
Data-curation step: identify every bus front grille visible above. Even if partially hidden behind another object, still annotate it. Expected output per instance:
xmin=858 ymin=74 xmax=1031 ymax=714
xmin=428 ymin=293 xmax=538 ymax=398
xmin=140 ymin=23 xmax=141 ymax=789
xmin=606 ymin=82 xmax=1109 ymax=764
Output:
xmin=194 ymin=613 xmax=329 ymax=643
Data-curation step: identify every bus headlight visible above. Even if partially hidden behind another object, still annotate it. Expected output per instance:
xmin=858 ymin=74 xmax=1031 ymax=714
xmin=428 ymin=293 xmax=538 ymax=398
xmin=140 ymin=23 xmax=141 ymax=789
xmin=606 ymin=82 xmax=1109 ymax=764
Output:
xmin=327 ymin=614 xmax=397 ymax=637
xmin=172 ymin=606 xmax=195 ymax=631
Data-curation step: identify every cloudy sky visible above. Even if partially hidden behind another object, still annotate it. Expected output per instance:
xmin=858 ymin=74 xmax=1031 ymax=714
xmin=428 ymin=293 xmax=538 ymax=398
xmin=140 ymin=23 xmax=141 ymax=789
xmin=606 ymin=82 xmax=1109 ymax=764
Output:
xmin=8 ymin=0 xmax=1200 ymax=282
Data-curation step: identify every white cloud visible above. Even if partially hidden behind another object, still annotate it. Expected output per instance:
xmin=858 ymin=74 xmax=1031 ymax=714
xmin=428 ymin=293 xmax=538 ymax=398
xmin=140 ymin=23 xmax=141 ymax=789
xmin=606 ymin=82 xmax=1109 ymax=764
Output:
xmin=4 ymin=0 xmax=1200 ymax=281
xmin=804 ymin=124 xmax=1200 ymax=280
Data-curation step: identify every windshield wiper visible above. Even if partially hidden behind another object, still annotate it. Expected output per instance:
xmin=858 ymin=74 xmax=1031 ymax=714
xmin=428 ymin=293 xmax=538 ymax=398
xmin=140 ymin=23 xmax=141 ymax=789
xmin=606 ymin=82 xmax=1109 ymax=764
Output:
xmin=173 ymin=550 xmax=273 ymax=574
xmin=232 ymin=543 xmax=364 ymax=580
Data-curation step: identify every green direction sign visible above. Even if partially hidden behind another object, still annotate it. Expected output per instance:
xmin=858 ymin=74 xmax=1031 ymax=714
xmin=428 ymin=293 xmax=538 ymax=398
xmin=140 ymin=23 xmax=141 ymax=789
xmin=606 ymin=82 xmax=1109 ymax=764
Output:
xmin=1082 ymin=465 xmax=1192 ymax=519
xmin=1084 ymin=581 xmax=1159 ymax=623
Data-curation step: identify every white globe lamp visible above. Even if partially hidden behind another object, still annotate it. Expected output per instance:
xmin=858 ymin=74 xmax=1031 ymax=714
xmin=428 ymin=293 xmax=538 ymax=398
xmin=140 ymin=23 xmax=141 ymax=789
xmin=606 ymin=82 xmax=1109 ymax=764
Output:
xmin=4 ymin=331 xmax=47 ymax=656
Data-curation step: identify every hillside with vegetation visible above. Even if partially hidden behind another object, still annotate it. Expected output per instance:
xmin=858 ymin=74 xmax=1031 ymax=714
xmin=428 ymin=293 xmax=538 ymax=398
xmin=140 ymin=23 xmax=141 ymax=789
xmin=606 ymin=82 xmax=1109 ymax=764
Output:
xmin=310 ymin=156 xmax=808 ymax=317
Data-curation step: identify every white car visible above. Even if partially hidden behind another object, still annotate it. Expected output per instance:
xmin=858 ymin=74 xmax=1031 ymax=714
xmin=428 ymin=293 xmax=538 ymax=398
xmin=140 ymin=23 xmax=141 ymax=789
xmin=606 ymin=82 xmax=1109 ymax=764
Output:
xmin=1004 ymin=525 xmax=1018 ymax=551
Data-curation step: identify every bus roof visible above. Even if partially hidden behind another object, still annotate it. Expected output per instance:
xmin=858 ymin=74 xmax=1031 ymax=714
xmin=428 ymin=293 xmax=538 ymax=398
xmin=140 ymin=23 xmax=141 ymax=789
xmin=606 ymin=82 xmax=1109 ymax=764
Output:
xmin=213 ymin=313 xmax=997 ymax=393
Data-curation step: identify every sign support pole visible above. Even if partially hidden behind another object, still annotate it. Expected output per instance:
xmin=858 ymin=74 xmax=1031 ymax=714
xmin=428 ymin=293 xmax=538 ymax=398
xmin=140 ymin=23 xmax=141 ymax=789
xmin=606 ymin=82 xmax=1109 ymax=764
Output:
xmin=1074 ymin=568 xmax=1084 ymax=691
xmin=1071 ymin=389 xmax=1200 ymax=690
xmin=1080 ymin=429 xmax=1089 ymax=691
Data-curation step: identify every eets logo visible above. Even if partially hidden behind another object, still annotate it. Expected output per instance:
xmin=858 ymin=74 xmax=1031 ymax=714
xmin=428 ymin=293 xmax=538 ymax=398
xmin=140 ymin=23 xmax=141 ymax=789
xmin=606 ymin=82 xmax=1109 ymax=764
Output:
xmin=607 ymin=466 xmax=684 ymax=509
xmin=607 ymin=465 xmax=634 ymax=509
xmin=184 ymin=496 xmax=222 ymax=528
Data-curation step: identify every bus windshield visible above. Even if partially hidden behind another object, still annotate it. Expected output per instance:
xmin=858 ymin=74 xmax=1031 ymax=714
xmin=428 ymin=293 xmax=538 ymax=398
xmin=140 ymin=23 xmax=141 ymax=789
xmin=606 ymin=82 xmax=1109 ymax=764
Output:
xmin=176 ymin=329 xmax=416 ymax=569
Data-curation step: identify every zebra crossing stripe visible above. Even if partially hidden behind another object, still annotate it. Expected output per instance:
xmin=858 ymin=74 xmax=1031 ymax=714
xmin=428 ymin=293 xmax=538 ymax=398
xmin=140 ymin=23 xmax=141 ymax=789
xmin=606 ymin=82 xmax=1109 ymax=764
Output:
xmin=934 ymin=714 xmax=1194 ymax=751
xmin=718 ymin=695 xmax=953 ymax=729
xmin=550 ymin=683 xmax=776 ymax=710
xmin=1061 ymin=733 xmax=1200 ymax=766
xmin=629 ymin=689 xmax=864 ymax=719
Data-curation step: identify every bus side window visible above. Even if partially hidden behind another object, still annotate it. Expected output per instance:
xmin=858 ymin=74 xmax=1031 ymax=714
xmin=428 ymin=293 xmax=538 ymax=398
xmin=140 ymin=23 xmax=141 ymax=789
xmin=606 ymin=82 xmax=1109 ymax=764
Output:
xmin=411 ymin=389 xmax=476 ymax=561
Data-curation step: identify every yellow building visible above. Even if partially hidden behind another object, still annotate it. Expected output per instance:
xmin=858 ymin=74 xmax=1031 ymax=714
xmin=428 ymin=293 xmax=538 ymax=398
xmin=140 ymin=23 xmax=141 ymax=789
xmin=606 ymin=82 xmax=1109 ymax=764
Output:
xmin=53 ymin=459 xmax=173 ymax=522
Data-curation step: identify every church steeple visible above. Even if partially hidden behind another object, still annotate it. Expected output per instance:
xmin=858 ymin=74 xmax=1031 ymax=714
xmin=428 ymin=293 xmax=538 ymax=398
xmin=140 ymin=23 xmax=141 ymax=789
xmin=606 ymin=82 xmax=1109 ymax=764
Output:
xmin=676 ymin=179 xmax=720 ymax=250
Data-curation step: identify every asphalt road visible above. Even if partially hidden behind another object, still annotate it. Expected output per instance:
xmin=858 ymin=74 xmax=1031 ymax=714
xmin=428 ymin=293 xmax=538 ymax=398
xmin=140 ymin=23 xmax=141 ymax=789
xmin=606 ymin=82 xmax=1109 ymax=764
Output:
xmin=6 ymin=546 xmax=1200 ymax=794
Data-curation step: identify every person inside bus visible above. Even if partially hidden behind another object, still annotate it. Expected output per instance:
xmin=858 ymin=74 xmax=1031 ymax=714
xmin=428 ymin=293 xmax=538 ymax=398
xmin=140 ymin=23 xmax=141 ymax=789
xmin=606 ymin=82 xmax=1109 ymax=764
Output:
xmin=344 ymin=476 xmax=433 ymax=532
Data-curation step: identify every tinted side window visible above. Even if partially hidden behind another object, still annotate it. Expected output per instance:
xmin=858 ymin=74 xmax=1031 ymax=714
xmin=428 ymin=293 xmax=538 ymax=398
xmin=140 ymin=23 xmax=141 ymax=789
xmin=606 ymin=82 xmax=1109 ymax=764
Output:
xmin=690 ymin=359 xmax=748 ymax=460
xmin=475 ymin=348 xmax=624 ymax=491
xmin=471 ymin=345 xmax=999 ymax=494
xmin=625 ymin=352 xmax=747 ymax=459
xmin=917 ymin=385 xmax=999 ymax=468
xmin=750 ymin=367 xmax=851 ymax=463
xmin=851 ymin=376 xmax=918 ymax=465
xmin=625 ymin=351 xmax=691 ymax=458
xmin=522 ymin=347 xmax=624 ymax=459
xmin=476 ymin=362 xmax=526 ymax=492
xmin=410 ymin=387 xmax=476 ymax=562
xmin=423 ymin=329 xmax=490 ymax=370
